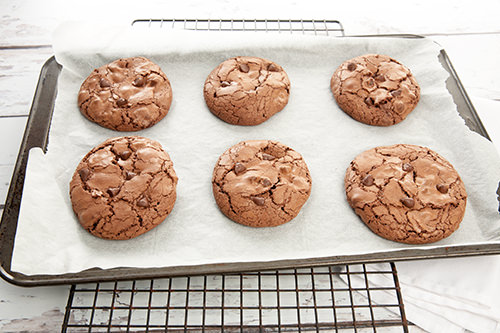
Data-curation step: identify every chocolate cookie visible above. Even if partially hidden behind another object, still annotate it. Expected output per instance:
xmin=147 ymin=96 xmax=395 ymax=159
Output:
xmin=204 ymin=57 xmax=290 ymax=126
xmin=331 ymin=54 xmax=420 ymax=126
xmin=78 ymin=57 xmax=172 ymax=131
xmin=70 ymin=136 xmax=178 ymax=240
xmin=212 ymin=140 xmax=312 ymax=227
xmin=345 ymin=144 xmax=467 ymax=244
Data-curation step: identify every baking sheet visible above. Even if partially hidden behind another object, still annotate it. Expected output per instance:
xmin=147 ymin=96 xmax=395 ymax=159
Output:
xmin=11 ymin=23 xmax=500 ymax=275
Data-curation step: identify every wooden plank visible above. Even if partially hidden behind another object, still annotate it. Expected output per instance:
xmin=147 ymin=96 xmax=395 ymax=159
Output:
xmin=0 ymin=117 xmax=27 ymax=206
xmin=0 ymin=13 xmax=53 ymax=47
xmin=0 ymin=310 xmax=64 ymax=333
xmin=0 ymin=47 xmax=53 ymax=117
xmin=432 ymin=34 xmax=500 ymax=100
xmin=0 ymin=0 xmax=129 ymax=47
xmin=2 ymin=0 xmax=500 ymax=48
xmin=0 ymin=272 xmax=69 ymax=330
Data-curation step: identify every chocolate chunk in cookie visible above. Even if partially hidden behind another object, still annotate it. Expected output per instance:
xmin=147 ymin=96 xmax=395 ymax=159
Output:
xmin=212 ymin=140 xmax=312 ymax=227
xmin=70 ymin=136 xmax=178 ymax=240
xmin=78 ymin=57 xmax=173 ymax=131
xmin=331 ymin=54 xmax=420 ymax=126
xmin=204 ymin=57 xmax=290 ymax=126
xmin=344 ymin=144 xmax=467 ymax=244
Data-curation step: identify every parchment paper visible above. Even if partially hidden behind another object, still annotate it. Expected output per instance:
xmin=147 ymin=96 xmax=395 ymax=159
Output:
xmin=11 ymin=23 xmax=500 ymax=275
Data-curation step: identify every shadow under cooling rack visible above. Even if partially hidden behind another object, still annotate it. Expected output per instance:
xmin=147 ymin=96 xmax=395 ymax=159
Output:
xmin=62 ymin=263 xmax=408 ymax=332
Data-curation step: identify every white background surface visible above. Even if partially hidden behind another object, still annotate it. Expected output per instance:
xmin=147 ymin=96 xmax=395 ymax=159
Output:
xmin=1 ymin=0 xmax=500 ymax=331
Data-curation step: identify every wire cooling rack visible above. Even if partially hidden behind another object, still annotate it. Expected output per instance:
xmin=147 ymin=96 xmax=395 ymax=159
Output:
xmin=62 ymin=263 xmax=408 ymax=332
xmin=132 ymin=18 xmax=345 ymax=36
xmin=62 ymin=19 xmax=408 ymax=332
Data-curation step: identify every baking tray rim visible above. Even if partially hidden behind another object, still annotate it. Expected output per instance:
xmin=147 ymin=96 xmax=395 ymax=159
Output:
xmin=1 ymin=34 xmax=498 ymax=286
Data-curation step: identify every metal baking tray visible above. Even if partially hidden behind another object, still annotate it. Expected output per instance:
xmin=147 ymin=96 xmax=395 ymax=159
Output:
xmin=1 ymin=20 xmax=499 ymax=286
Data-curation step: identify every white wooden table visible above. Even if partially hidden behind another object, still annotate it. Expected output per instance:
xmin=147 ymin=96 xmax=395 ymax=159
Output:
xmin=1 ymin=1 xmax=500 ymax=330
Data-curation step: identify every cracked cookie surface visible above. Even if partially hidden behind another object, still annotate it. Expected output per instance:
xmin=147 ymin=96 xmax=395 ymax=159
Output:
xmin=345 ymin=144 xmax=467 ymax=244
xmin=70 ymin=136 xmax=178 ymax=240
xmin=78 ymin=57 xmax=172 ymax=131
xmin=204 ymin=57 xmax=290 ymax=126
xmin=212 ymin=140 xmax=312 ymax=227
xmin=331 ymin=54 xmax=420 ymax=126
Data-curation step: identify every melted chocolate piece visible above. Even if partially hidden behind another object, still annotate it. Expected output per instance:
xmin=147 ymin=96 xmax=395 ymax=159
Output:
xmin=107 ymin=187 xmax=120 ymax=197
xmin=239 ymin=63 xmax=249 ymax=73
xmin=125 ymin=171 xmax=136 ymax=180
xmin=362 ymin=174 xmax=374 ymax=186
xmin=137 ymin=197 xmax=149 ymax=208
xmin=99 ymin=78 xmax=111 ymax=88
xmin=261 ymin=178 xmax=272 ymax=187
xmin=262 ymin=153 xmax=275 ymax=161
xmin=402 ymin=163 xmax=414 ymax=172
xmin=437 ymin=184 xmax=449 ymax=194
xmin=347 ymin=63 xmax=357 ymax=71
xmin=401 ymin=197 xmax=415 ymax=208
xmin=116 ymin=98 xmax=128 ymax=107
xmin=234 ymin=163 xmax=246 ymax=175
xmin=132 ymin=76 xmax=145 ymax=87
xmin=391 ymin=90 xmax=402 ymax=97
xmin=119 ymin=150 xmax=132 ymax=160
xmin=79 ymin=168 xmax=90 ymax=182
xmin=251 ymin=196 xmax=265 ymax=206
xmin=268 ymin=63 xmax=279 ymax=72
